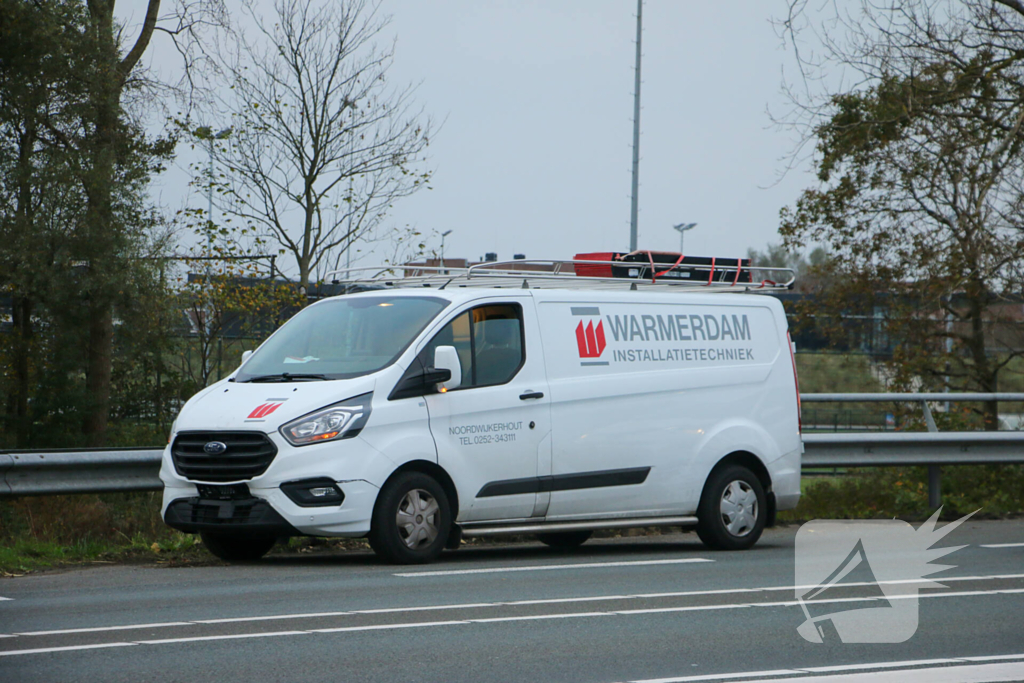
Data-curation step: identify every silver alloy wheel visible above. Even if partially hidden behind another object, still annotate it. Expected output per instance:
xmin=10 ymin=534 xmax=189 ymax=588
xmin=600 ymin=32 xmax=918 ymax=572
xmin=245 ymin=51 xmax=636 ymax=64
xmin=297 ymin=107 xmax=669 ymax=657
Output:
xmin=719 ymin=480 xmax=758 ymax=537
xmin=396 ymin=488 xmax=440 ymax=549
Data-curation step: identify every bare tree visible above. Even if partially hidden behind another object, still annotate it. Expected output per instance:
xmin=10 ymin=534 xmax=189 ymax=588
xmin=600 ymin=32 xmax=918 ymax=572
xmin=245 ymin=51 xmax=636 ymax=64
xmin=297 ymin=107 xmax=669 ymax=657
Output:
xmin=206 ymin=0 xmax=433 ymax=297
xmin=775 ymin=0 xmax=1024 ymax=428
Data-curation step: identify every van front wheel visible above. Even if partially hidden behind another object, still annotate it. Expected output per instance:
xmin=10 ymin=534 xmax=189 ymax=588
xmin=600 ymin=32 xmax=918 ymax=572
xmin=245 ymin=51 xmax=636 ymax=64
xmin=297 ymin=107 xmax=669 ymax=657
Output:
xmin=369 ymin=472 xmax=451 ymax=564
xmin=696 ymin=465 xmax=766 ymax=551
xmin=200 ymin=533 xmax=276 ymax=562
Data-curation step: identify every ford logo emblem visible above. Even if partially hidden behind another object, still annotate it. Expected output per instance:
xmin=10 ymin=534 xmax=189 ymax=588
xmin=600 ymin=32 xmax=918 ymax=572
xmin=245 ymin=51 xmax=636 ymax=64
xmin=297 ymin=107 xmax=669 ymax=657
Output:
xmin=203 ymin=441 xmax=227 ymax=455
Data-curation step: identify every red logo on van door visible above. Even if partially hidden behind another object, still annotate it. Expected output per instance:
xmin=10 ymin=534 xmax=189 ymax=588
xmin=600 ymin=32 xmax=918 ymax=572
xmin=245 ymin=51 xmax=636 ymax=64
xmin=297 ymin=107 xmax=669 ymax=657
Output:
xmin=248 ymin=402 xmax=283 ymax=419
xmin=576 ymin=320 xmax=606 ymax=358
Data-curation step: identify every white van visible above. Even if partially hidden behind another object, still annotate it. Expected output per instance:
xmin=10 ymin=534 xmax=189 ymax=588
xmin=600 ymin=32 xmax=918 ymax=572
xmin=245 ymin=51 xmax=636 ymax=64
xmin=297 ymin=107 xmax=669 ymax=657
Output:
xmin=161 ymin=258 xmax=802 ymax=563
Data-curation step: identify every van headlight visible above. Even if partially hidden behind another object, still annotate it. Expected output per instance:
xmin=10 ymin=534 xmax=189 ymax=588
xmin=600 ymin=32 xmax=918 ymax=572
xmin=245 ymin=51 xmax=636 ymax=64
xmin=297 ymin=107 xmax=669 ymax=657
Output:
xmin=279 ymin=393 xmax=372 ymax=446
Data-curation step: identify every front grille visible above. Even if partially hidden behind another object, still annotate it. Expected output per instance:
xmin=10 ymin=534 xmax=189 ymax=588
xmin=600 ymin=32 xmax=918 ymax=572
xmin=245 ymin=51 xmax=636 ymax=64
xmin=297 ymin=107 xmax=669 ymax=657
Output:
xmin=171 ymin=431 xmax=278 ymax=482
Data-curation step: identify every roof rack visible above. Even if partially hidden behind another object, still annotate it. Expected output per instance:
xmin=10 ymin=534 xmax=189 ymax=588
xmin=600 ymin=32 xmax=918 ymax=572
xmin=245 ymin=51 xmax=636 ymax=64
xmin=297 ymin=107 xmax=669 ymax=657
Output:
xmin=325 ymin=257 xmax=795 ymax=293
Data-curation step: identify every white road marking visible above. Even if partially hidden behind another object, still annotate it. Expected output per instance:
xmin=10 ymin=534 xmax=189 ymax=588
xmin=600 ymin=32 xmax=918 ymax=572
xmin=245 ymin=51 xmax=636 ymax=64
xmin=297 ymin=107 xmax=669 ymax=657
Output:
xmin=142 ymin=630 xmax=308 ymax=646
xmin=312 ymin=620 xmax=469 ymax=634
xmin=626 ymin=656 xmax=1024 ymax=682
xmin=795 ymin=662 xmax=1024 ymax=683
xmin=5 ymin=572 xmax=1024 ymax=639
xmin=1 ymin=587 xmax=1022 ymax=658
xmin=801 ymin=658 xmax=966 ymax=673
xmin=980 ymin=542 xmax=1024 ymax=548
xmin=22 ymin=622 xmax=193 ymax=637
xmin=393 ymin=558 xmax=714 ymax=576
xmin=0 ymin=642 xmax=137 ymax=657
xmin=0 ymin=597 xmax=12 ymax=601
xmin=637 ymin=671 xmax=804 ymax=682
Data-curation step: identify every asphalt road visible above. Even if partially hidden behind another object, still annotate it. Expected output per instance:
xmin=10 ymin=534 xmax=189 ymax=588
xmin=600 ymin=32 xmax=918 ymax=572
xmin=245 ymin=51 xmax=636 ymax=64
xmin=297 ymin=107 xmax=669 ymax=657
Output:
xmin=1 ymin=520 xmax=1022 ymax=683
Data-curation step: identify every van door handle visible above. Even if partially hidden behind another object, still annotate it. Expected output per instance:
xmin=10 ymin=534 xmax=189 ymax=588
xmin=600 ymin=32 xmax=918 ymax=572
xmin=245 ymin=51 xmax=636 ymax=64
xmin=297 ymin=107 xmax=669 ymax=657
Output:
xmin=519 ymin=391 xmax=544 ymax=400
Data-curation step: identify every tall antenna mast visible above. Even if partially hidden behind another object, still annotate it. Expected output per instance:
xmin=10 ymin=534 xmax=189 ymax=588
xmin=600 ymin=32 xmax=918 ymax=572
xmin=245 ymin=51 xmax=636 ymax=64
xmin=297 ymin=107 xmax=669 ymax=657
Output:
xmin=629 ymin=0 xmax=643 ymax=251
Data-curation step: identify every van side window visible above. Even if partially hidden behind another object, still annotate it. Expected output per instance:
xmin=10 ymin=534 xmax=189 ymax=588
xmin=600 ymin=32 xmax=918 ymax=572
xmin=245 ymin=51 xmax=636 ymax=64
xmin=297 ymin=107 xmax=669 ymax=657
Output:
xmin=420 ymin=303 xmax=524 ymax=388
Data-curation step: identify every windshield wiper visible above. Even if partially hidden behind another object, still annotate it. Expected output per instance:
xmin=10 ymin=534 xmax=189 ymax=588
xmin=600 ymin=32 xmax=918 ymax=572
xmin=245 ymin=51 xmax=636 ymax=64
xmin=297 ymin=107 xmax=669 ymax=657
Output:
xmin=242 ymin=373 xmax=329 ymax=383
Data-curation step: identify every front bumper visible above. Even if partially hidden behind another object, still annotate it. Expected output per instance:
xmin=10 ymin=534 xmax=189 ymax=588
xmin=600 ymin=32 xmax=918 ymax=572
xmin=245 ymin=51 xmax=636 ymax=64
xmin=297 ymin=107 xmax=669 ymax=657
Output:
xmin=162 ymin=479 xmax=380 ymax=537
xmin=160 ymin=434 xmax=390 ymax=537
xmin=164 ymin=496 xmax=299 ymax=537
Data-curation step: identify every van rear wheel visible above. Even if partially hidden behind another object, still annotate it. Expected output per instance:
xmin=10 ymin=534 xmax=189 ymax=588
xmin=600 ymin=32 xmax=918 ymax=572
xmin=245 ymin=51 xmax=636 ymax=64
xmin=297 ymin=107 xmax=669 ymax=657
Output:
xmin=536 ymin=530 xmax=592 ymax=548
xmin=369 ymin=471 xmax=451 ymax=564
xmin=696 ymin=465 xmax=766 ymax=551
xmin=200 ymin=533 xmax=276 ymax=562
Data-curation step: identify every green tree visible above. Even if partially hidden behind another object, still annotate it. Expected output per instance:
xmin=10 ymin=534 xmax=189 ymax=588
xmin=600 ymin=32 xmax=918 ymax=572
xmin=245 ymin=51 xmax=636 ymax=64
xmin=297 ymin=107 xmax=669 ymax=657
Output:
xmin=778 ymin=0 xmax=1024 ymax=428
xmin=746 ymin=242 xmax=827 ymax=290
xmin=0 ymin=0 xmax=213 ymax=447
xmin=0 ymin=0 xmax=91 ymax=446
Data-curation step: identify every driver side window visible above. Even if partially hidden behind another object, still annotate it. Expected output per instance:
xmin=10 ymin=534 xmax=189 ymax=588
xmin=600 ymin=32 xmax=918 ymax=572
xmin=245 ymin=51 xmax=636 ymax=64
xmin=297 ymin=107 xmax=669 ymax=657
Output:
xmin=420 ymin=303 xmax=524 ymax=389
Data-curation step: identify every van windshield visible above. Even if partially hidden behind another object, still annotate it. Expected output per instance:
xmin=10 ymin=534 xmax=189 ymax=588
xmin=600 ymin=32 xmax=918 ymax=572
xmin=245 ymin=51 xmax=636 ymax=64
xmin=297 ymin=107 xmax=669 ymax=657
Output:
xmin=235 ymin=296 xmax=448 ymax=382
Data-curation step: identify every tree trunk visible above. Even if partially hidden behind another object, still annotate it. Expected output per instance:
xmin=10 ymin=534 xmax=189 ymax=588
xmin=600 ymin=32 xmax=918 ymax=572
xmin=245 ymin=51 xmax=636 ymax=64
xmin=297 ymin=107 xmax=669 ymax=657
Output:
xmin=10 ymin=118 xmax=37 ymax=447
xmin=964 ymin=276 xmax=999 ymax=431
xmin=79 ymin=0 xmax=162 ymax=444
xmin=80 ymin=93 xmax=117 ymax=444
xmin=9 ymin=296 xmax=33 ymax=448
xmin=298 ymin=258 xmax=310 ymax=302
xmin=83 ymin=304 xmax=114 ymax=445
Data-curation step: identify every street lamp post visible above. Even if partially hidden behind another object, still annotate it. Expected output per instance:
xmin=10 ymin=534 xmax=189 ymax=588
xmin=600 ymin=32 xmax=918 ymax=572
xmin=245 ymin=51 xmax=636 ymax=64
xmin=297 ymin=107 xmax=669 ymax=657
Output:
xmin=629 ymin=0 xmax=643 ymax=251
xmin=196 ymin=127 xmax=232 ymax=239
xmin=440 ymin=230 xmax=453 ymax=273
xmin=194 ymin=126 xmax=231 ymax=384
xmin=672 ymin=222 xmax=697 ymax=254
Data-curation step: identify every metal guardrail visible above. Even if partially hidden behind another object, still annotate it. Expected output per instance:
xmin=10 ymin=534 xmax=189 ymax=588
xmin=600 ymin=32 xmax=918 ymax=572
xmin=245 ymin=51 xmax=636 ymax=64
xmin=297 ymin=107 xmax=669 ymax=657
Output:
xmin=0 ymin=448 xmax=163 ymax=497
xmin=801 ymin=392 xmax=1024 ymax=507
xmin=802 ymin=432 xmax=1024 ymax=467
xmin=1 ymin=394 xmax=1022 ymax=506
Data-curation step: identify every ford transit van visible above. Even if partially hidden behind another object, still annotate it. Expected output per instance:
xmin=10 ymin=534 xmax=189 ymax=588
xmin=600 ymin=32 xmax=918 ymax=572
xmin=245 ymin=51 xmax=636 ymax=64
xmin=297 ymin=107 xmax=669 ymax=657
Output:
xmin=162 ymin=257 xmax=802 ymax=563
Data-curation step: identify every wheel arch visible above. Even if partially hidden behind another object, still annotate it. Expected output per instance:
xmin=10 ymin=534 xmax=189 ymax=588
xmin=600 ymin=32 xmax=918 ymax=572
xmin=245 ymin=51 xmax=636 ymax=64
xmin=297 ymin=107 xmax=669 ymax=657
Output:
xmin=381 ymin=459 xmax=460 ymax=521
xmin=700 ymin=450 xmax=777 ymax=528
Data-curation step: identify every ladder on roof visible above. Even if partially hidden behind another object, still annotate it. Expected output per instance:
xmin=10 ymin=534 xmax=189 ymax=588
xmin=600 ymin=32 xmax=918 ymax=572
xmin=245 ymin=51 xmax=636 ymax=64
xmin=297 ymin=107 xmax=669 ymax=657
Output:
xmin=324 ymin=257 xmax=796 ymax=293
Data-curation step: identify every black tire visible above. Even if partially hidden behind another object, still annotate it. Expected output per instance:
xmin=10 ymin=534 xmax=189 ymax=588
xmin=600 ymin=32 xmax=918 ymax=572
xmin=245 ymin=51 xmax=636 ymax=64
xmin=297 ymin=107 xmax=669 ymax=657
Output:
xmin=369 ymin=471 xmax=451 ymax=564
xmin=536 ymin=530 xmax=593 ymax=548
xmin=200 ymin=533 xmax=277 ymax=562
xmin=696 ymin=465 xmax=767 ymax=551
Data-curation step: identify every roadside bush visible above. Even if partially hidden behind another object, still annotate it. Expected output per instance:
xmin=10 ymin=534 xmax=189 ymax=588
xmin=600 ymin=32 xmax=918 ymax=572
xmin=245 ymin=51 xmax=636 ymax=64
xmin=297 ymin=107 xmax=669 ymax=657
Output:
xmin=781 ymin=465 xmax=1024 ymax=522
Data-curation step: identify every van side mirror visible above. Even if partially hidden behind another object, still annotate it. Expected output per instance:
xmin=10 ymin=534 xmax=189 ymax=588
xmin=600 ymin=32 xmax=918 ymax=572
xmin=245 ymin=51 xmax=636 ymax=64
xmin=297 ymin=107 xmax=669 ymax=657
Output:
xmin=433 ymin=346 xmax=461 ymax=391
xmin=388 ymin=365 xmax=452 ymax=400
xmin=241 ymin=350 xmax=253 ymax=364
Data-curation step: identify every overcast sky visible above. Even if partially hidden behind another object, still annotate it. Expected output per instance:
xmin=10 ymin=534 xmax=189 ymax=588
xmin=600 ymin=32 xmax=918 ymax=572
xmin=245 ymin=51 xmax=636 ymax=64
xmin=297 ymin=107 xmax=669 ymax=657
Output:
xmin=137 ymin=1 xmax=817 ymax=272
